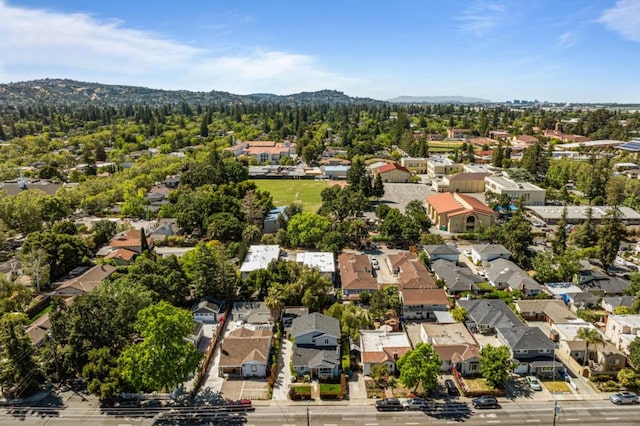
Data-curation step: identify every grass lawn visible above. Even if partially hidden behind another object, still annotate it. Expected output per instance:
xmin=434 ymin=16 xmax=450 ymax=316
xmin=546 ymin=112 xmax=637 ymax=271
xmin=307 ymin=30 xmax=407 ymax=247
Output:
xmin=250 ymin=179 xmax=327 ymax=213
xmin=290 ymin=385 xmax=312 ymax=395
xmin=28 ymin=305 xmax=52 ymax=324
xmin=464 ymin=378 xmax=495 ymax=393
xmin=543 ymin=380 xmax=572 ymax=393
xmin=319 ymin=383 xmax=341 ymax=394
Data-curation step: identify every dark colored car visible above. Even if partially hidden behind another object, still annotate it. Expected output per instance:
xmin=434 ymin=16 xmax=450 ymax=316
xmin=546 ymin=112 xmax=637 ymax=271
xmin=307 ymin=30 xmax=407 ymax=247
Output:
xmin=375 ymin=398 xmax=404 ymax=411
xmin=472 ymin=395 xmax=500 ymax=409
xmin=445 ymin=379 xmax=459 ymax=396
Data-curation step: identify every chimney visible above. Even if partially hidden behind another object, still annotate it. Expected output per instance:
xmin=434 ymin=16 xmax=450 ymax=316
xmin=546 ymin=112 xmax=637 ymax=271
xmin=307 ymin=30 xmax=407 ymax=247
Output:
xmin=393 ymin=351 xmax=398 ymax=361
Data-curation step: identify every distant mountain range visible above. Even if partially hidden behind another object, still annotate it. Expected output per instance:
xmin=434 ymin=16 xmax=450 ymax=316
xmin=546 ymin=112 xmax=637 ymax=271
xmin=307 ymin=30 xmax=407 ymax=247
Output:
xmin=0 ymin=79 xmax=384 ymax=107
xmin=387 ymin=95 xmax=492 ymax=104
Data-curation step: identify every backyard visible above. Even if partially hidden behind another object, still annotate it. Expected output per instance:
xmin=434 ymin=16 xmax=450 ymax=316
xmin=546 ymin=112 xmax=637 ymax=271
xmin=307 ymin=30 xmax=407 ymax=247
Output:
xmin=250 ymin=179 xmax=328 ymax=213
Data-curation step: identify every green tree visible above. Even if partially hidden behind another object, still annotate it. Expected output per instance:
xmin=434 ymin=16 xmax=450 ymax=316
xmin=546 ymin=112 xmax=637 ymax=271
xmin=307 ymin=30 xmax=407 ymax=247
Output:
xmin=0 ymin=313 xmax=43 ymax=397
xmin=287 ymin=212 xmax=330 ymax=247
xmin=372 ymin=173 xmax=385 ymax=200
xmin=520 ymin=141 xmax=549 ymax=182
xmin=479 ymin=345 xmax=513 ymax=388
xmin=91 ymin=219 xmax=118 ymax=250
xmin=405 ymin=200 xmax=432 ymax=233
xmin=552 ymin=207 xmax=568 ymax=255
xmin=617 ymin=368 xmax=636 ymax=388
xmin=82 ymin=347 xmax=128 ymax=399
xmin=120 ymin=301 xmax=203 ymax=391
xmin=397 ymin=342 xmax=442 ymax=392
xmin=628 ymin=337 xmax=640 ymax=368
xmin=325 ymin=302 xmax=372 ymax=340
xmin=451 ymin=305 xmax=467 ymax=323
xmin=576 ymin=327 xmax=604 ymax=367
xmin=419 ymin=233 xmax=445 ymax=245
xmin=597 ymin=207 xmax=625 ymax=271
xmin=499 ymin=199 xmax=532 ymax=266
xmin=571 ymin=207 xmax=598 ymax=249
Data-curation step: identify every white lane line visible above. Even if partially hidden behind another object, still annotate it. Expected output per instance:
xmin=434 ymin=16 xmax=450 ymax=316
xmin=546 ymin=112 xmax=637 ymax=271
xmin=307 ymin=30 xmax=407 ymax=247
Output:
xmin=365 ymin=424 xmax=378 ymax=426
xmin=606 ymin=418 xmax=620 ymax=421
xmin=566 ymin=420 xmax=580 ymax=422
xmin=324 ymin=424 xmax=338 ymax=426
xmin=526 ymin=420 xmax=541 ymax=423
xmin=406 ymin=423 xmax=420 ymax=425
xmin=487 ymin=421 xmax=501 ymax=424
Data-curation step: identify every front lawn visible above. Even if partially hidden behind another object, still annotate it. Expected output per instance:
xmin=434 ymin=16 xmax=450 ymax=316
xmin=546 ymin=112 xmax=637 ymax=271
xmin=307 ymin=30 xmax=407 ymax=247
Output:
xmin=542 ymin=380 xmax=571 ymax=393
xmin=464 ymin=378 xmax=494 ymax=393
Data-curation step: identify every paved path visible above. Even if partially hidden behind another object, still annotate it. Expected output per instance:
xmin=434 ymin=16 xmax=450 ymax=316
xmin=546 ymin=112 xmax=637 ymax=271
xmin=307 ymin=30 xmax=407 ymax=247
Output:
xmin=272 ymin=338 xmax=294 ymax=400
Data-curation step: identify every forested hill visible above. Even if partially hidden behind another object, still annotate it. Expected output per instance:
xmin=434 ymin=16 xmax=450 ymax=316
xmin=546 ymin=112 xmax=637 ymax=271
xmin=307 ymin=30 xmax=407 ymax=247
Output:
xmin=0 ymin=79 xmax=382 ymax=107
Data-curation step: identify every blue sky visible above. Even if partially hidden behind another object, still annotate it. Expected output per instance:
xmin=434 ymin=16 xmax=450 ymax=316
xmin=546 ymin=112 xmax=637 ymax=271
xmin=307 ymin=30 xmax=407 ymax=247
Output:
xmin=1 ymin=0 xmax=639 ymax=102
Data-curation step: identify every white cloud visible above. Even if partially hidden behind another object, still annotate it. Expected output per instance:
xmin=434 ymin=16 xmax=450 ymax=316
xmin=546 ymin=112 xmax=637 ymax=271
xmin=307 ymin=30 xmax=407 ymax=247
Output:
xmin=599 ymin=0 xmax=640 ymax=42
xmin=556 ymin=31 xmax=576 ymax=48
xmin=0 ymin=1 xmax=361 ymax=94
xmin=457 ymin=1 xmax=507 ymax=36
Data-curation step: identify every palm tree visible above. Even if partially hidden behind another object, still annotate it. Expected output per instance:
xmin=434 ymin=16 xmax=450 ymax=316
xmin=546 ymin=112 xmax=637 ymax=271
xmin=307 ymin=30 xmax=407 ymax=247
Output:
xmin=242 ymin=224 xmax=262 ymax=244
xmin=577 ymin=327 xmax=605 ymax=367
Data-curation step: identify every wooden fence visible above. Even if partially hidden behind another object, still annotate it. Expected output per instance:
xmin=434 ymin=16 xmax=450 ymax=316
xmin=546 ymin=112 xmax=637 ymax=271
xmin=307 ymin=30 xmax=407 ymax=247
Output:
xmin=190 ymin=305 xmax=230 ymax=397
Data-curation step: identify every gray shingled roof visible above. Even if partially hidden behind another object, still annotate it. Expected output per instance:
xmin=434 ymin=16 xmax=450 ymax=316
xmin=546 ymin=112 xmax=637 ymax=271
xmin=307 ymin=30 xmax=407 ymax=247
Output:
xmin=424 ymin=245 xmax=460 ymax=256
xmin=292 ymin=346 xmax=340 ymax=369
xmin=483 ymin=258 xmax=543 ymax=292
xmin=472 ymin=244 xmax=510 ymax=256
xmin=458 ymin=299 xmax=524 ymax=330
xmin=291 ymin=312 xmax=341 ymax=339
xmin=497 ymin=326 xmax=555 ymax=352
xmin=432 ymin=259 xmax=484 ymax=293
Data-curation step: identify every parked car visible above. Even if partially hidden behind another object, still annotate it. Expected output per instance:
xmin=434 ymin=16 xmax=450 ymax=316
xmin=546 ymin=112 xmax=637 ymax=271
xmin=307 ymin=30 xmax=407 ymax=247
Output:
xmin=472 ymin=395 xmax=500 ymax=409
xmin=375 ymin=398 xmax=404 ymax=411
xmin=610 ymin=392 xmax=638 ymax=405
xmin=402 ymin=397 xmax=427 ymax=411
xmin=445 ymin=379 xmax=459 ymax=396
xmin=526 ymin=376 xmax=542 ymax=391
xmin=371 ymin=258 xmax=380 ymax=270
xmin=226 ymin=399 xmax=254 ymax=411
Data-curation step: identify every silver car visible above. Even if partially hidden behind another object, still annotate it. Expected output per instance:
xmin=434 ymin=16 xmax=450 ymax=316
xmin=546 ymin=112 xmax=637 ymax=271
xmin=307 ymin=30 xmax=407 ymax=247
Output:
xmin=610 ymin=392 xmax=638 ymax=405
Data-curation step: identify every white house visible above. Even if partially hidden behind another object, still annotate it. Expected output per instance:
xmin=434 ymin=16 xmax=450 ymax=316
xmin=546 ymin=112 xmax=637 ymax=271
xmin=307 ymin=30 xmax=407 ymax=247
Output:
xmin=296 ymin=252 xmax=336 ymax=282
xmin=240 ymin=245 xmax=280 ymax=279
xmin=360 ymin=330 xmax=412 ymax=375
xmin=470 ymin=244 xmax=510 ymax=264
xmin=192 ymin=300 xmax=224 ymax=323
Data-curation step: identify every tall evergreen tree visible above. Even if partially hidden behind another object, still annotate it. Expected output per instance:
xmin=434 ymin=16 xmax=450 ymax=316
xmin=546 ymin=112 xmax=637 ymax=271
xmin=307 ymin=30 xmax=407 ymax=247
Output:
xmin=0 ymin=314 xmax=43 ymax=397
xmin=598 ymin=207 xmax=625 ymax=271
xmin=552 ymin=207 xmax=568 ymax=255
xmin=372 ymin=173 xmax=385 ymax=200
xmin=571 ymin=207 xmax=598 ymax=248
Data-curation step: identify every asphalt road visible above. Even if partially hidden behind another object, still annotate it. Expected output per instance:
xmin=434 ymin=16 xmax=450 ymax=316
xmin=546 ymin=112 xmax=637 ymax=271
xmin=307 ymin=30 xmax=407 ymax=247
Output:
xmin=3 ymin=399 xmax=640 ymax=426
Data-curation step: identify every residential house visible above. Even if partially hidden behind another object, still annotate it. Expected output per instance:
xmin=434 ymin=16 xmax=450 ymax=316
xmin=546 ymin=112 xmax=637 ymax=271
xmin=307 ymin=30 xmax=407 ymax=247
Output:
xmin=0 ymin=178 xmax=61 ymax=196
xmin=240 ymin=245 xmax=280 ymax=279
xmin=400 ymin=288 xmax=451 ymax=321
xmin=186 ymin=321 xmax=204 ymax=348
xmin=372 ymin=163 xmax=412 ymax=183
xmin=291 ymin=313 xmax=341 ymax=379
xmin=103 ymin=248 xmax=137 ymax=265
xmin=489 ymin=130 xmax=510 ymax=141
xmin=296 ymin=252 xmax=336 ymax=282
xmin=263 ymin=207 xmax=286 ymax=234
xmin=108 ymin=229 xmax=154 ymax=254
xmin=218 ymin=328 xmax=273 ymax=378
xmin=576 ymin=266 xmax=631 ymax=296
xmin=565 ymin=292 xmax=599 ymax=313
xmin=512 ymin=135 xmax=539 ymax=147
xmin=484 ymin=176 xmax=546 ymax=206
xmin=426 ymin=157 xmax=463 ymax=178
xmin=601 ymin=296 xmax=635 ymax=314
xmin=423 ymin=245 xmax=460 ymax=264
xmin=420 ymin=323 xmax=481 ymax=375
xmin=470 ymin=244 xmax=510 ymax=264
xmin=192 ymin=300 xmax=225 ymax=323
xmin=483 ymin=258 xmax=544 ymax=297
xmin=231 ymin=301 xmax=273 ymax=326
xmin=338 ymin=253 xmax=378 ymax=300
xmin=605 ymin=314 xmax=640 ymax=354
xmin=425 ymin=192 xmax=496 ymax=233
xmin=154 ymin=246 xmax=196 ymax=258
xmin=53 ymin=264 xmax=116 ymax=297
xmin=149 ymin=218 xmax=181 ymax=241
xmin=359 ymin=330 xmax=412 ymax=375
xmin=514 ymin=299 xmax=577 ymax=325
xmin=431 ymin=259 xmax=486 ymax=295
xmin=458 ymin=299 xmax=524 ymax=334
xmin=553 ymin=322 xmax=626 ymax=376
xmin=443 ymin=172 xmax=491 ymax=193
xmin=497 ymin=326 xmax=557 ymax=375
xmin=387 ymin=252 xmax=436 ymax=289
xmin=25 ymin=314 xmax=52 ymax=347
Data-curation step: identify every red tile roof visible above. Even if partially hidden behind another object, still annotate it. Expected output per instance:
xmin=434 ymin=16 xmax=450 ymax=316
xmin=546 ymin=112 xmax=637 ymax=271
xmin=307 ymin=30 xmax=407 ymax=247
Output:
xmin=376 ymin=163 xmax=411 ymax=174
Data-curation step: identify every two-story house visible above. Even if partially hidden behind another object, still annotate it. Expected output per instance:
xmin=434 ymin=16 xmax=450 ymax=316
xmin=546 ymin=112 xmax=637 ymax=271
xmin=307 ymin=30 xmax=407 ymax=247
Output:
xmin=605 ymin=314 xmax=640 ymax=354
xmin=400 ymin=288 xmax=451 ymax=321
xmin=483 ymin=258 xmax=544 ymax=297
xmin=291 ymin=313 xmax=341 ymax=379
xmin=497 ymin=326 xmax=557 ymax=376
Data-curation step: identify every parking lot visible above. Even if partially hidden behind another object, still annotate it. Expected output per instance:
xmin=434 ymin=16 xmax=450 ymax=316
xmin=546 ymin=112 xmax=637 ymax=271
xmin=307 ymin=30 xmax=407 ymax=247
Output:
xmin=381 ymin=182 xmax=435 ymax=212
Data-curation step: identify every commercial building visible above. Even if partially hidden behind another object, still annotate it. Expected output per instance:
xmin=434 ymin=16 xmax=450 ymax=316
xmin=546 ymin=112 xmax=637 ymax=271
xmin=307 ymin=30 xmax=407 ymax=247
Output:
xmin=526 ymin=205 xmax=640 ymax=225
xmin=443 ymin=172 xmax=491 ymax=193
xmin=484 ymin=176 xmax=546 ymax=206
xmin=240 ymin=245 xmax=280 ymax=279
xmin=426 ymin=157 xmax=463 ymax=178
xmin=401 ymin=157 xmax=429 ymax=173
xmin=425 ymin=192 xmax=496 ymax=233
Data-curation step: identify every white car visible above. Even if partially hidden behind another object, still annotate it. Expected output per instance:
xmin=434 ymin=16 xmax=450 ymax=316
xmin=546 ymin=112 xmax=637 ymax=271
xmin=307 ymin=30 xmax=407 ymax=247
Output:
xmin=371 ymin=258 xmax=380 ymax=270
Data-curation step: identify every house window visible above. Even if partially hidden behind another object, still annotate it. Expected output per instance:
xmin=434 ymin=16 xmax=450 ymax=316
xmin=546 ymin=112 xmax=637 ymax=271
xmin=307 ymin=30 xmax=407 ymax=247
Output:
xmin=610 ymin=359 xmax=620 ymax=366
xmin=324 ymin=339 xmax=329 ymax=345
xmin=469 ymin=363 xmax=478 ymax=372
xmin=251 ymin=365 xmax=257 ymax=372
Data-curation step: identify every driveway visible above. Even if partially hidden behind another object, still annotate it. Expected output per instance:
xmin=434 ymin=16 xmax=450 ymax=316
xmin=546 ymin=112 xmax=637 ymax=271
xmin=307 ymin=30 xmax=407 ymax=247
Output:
xmin=272 ymin=338 xmax=294 ymax=400
xmin=348 ymin=372 xmax=368 ymax=400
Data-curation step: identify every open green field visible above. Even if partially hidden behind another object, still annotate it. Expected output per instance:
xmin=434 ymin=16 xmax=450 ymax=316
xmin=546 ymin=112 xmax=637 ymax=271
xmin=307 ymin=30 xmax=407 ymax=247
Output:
xmin=428 ymin=141 xmax=464 ymax=152
xmin=250 ymin=179 xmax=327 ymax=212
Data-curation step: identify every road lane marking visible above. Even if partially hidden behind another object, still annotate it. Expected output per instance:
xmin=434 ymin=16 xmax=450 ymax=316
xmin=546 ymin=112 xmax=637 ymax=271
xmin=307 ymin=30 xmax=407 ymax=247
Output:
xmin=566 ymin=420 xmax=580 ymax=422
xmin=364 ymin=424 xmax=378 ymax=426
xmin=606 ymin=418 xmax=620 ymax=421
xmin=526 ymin=420 xmax=541 ymax=423
xmin=324 ymin=424 xmax=337 ymax=426
xmin=487 ymin=422 xmax=501 ymax=424
xmin=406 ymin=423 xmax=420 ymax=425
